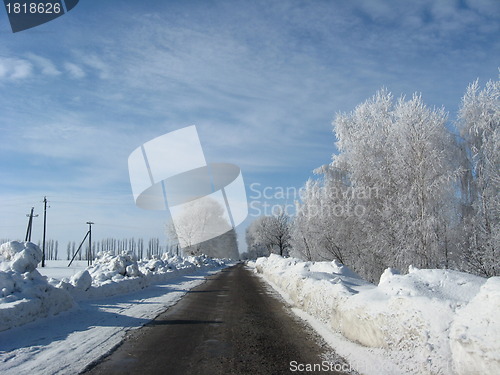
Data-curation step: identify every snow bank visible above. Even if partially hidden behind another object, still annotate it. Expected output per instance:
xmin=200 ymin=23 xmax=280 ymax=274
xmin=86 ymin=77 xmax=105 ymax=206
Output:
xmin=450 ymin=277 xmax=500 ymax=374
xmin=252 ymin=254 xmax=499 ymax=375
xmin=0 ymin=241 xmax=42 ymax=273
xmin=1 ymin=241 xmax=229 ymax=332
xmin=0 ymin=242 xmax=74 ymax=332
xmin=51 ymin=252 xmax=228 ymax=300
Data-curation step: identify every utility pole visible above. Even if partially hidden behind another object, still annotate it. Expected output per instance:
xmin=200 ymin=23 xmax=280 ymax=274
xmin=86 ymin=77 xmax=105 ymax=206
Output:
xmin=68 ymin=221 xmax=94 ymax=267
xmin=25 ymin=207 xmax=38 ymax=242
xmin=87 ymin=221 xmax=94 ymax=266
xmin=42 ymin=197 xmax=49 ymax=267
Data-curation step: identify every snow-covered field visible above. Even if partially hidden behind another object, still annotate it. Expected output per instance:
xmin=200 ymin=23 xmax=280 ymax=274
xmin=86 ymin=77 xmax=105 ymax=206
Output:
xmin=250 ymin=254 xmax=500 ymax=375
xmin=0 ymin=241 xmax=231 ymax=374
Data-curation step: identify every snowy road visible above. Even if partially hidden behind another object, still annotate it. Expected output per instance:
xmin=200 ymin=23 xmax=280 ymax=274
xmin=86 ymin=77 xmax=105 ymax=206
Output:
xmin=85 ymin=264 xmax=350 ymax=375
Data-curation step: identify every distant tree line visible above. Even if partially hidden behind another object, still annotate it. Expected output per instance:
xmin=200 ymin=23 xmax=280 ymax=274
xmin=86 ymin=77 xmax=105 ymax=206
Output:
xmin=40 ymin=239 xmax=59 ymax=260
xmin=65 ymin=237 xmax=178 ymax=261
xmin=0 ymin=237 xmax=181 ymax=261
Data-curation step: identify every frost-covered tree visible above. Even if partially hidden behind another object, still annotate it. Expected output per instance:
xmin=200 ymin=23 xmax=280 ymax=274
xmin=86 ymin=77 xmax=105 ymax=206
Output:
xmin=332 ymin=89 xmax=401 ymax=276
xmin=290 ymin=79 xmax=498 ymax=280
xmin=292 ymin=165 xmax=381 ymax=281
xmin=167 ymin=198 xmax=230 ymax=249
xmin=166 ymin=197 xmax=239 ymax=259
xmin=389 ymin=95 xmax=460 ymax=268
xmin=332 ymin=90 xmax=459 ymax=273
xmin=457 ymin=78 xmax=499 ymax=276
xmin=290 ymin=179 xmax=319 ymax=262
xmin=246 ymin=212 xmax=291 ymax=257
xmin=291 ymin=89 xmax=465 ymax=281
xmin=244 ymin=219 xmax=270 ymax=259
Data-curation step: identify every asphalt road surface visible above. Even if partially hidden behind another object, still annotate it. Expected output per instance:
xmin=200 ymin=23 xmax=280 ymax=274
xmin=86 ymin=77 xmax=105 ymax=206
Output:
xmin=84 ymin=263 xmax=349 ymax=375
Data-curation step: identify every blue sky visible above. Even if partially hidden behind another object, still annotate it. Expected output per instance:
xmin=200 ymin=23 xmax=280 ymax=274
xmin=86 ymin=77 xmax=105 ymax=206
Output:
xmin=0 ymin=0 xmax=498 ymax=253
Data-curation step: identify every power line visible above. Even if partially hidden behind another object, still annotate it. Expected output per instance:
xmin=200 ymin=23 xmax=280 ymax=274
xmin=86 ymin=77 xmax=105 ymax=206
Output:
xmin=49 ymin=200 xmax=129 ymax=206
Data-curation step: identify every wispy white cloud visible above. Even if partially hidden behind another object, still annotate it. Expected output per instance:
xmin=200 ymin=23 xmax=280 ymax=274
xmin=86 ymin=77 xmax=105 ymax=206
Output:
xmin=50 ymin=15 xmax=348 ymax=165
xmin=78 ymin=54 xmax=111 ymax=79
xmin=64 ymin=62 xmax=86 ymax=78
xmin=18 ymin=0 xmax=493 ymax=172
xmin=26 ymin=53 xmax=61 ymax=76
xmin=0 ymin=57 xmax=33 ymax=80
xmin=1 ymin=54 xmax=89 ymax=81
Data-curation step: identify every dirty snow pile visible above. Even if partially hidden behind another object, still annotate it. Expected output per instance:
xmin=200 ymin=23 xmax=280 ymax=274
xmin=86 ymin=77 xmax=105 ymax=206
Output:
xmin=251 ymin=254 xmax=500 ymax=375
xmin=0 ymin=241 xmax=228 ymax=332
xmin=0 ymin=241 xmax=74 ymax=332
